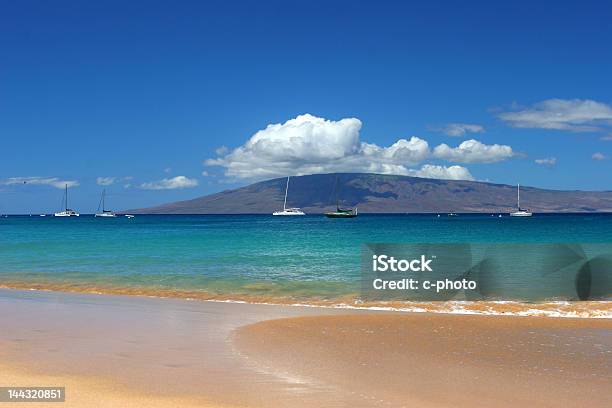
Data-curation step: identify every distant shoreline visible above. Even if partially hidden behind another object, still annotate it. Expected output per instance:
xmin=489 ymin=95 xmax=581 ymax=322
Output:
xmin=4 ymin=212 xmax=612 ymax=216
xmin=123 ymin=173 xmax=612 ymax=214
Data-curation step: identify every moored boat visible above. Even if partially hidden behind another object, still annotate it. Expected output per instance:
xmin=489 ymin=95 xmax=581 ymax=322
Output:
xmin=273 ymin=177 xmax=305 ymax=216
xmin=510 ymin=184 xmax=532 ymax=217
xmin=95 ymin=189 xmax=117 ymax=218
xmin=54 ymin=184 xmax=80 ymax=217
xmin=325 ymin=176 xmax=357 ymax=218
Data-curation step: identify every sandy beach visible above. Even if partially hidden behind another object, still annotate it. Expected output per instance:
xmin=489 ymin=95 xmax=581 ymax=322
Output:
xmin=3 ymin=1 xmax=612 ymax=407
xmin=1 ymin=288 xmax=610 ymax=407
xmin=236 ymin=314 xmax=612 ymax=408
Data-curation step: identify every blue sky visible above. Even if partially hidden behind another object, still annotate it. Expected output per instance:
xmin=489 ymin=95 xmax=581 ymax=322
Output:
xmin=1 ymin=0 xmax=611 ymax=213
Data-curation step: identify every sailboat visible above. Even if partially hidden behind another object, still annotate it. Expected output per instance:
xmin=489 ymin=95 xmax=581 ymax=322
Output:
xmin=510 ymin=184 xmax=532 ymax=217
xmin=54 ymin=184 xmax=80 ymax=217
xmin=272 ymin=177 xmax=305 ymax=216
xmin=325 ymin=176 xmax=358 ymax=218
xmin=95 ymin=189 xmax=117 ymax=217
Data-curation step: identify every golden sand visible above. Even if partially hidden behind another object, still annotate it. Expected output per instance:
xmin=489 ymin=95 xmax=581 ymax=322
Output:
xmin=235 ymin=314 xmax=612 ymax=408
xmin=1 ymin=289 xmax=610 ymax=408
xmin=0 ymin=289 xmax=363 ymax=408
xmin=0 ymin=364 xmax=225 ymax=408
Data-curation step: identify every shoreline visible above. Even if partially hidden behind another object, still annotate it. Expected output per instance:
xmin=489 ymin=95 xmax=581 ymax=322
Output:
xmin=1 ymin=281 xmax=610 ymax=318
xmin=1 ymin=288 xmax=610 ymax=407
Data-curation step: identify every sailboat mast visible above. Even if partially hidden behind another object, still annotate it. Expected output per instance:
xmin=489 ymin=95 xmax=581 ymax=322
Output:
xmin=102 ymin=189 xmax=106 ymax=211
xmin=283 ymin=177 xmax=289 ymax=211
xmin=65 ymin=184 xmax=68 ymax=211
xmin=517 ymin=183 xmax=520 ymax=209
xmin=335 ymin=176 xmax=339 ymax=211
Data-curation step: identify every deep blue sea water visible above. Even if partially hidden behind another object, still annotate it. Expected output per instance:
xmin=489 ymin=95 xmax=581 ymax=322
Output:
xmin=1 ymin=214 xmax=611 ymax=304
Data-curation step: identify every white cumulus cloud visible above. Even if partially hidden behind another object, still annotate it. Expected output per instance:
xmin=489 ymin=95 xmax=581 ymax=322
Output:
xmin=140 ymin=176 xmax=199 ymax=190
xmin=433 ymin=139 xmax=514 ymax=163
xmin=534 ymin=157 xmax=557 ymax=166
xmin=205 ymin=114 xmax=483 ymax=181
xmin=408 ymin=164 xmax=474 ymax=181
xmin=1 ymin=177 xmax=79 ymax=189
xmin=498 ymin=99 xmax=612 ymax=132
xmin=437 ymin=123 xmax=485 ymax=137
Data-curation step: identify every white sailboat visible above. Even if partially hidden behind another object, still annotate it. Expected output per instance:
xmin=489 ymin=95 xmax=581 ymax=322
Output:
xmin=54 ymin=184 xmax=80 ymax=217
xmin=273 ymin=177 xmax=305 ymax=216
xmin=95 ymin=189 xmax=117 ymax=217
xmin=510 ymin=184 xmax=532 ymax=217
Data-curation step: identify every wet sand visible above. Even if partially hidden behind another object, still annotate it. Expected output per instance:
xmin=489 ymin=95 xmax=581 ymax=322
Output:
xmin=0 ymin=289 xmax=367 ymax=407
xmin=1 ymin=288 xmax=611 ymax=407
xmin=235 ymin=314 xmax=612 ymax=408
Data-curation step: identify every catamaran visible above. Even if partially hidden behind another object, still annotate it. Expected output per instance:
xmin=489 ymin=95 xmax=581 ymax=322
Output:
xmin=54 ymin=184 xmax=80 ymax=217
xmin=325 ymin=176 xmax=357 ymax=218
xmin=510 ymin=184 xmax=532 ymax=217
xmin=272 ymin=177 xmax=305 ymax=216
xmin=95 ymin=189 xmax=117 ymax=217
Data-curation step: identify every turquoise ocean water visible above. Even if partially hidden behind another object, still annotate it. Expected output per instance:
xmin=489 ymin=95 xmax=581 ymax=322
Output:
xmin=1 ymin=214 xmax=611 ymax=313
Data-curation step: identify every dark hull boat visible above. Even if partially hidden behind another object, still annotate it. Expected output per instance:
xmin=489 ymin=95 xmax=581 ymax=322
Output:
xmin=325 ymin=176 xmax=358 ymax=218
xmin=325 ymin=208 xmax=358 ymax=218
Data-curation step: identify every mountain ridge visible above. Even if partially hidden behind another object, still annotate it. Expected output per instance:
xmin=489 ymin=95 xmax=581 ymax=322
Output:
xmin=126 ymin=173 xmax=612 ymax=214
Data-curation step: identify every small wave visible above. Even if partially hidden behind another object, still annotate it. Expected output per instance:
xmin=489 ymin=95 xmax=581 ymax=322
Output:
xmin=1 ymin=281 xmax=610 ymax=319
xmin=316 ymin=300 xmax=612 ymax=319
